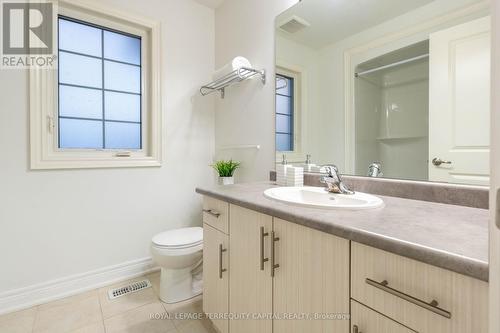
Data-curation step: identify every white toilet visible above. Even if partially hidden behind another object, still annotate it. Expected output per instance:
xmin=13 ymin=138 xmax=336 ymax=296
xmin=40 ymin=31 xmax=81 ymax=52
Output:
xmin=150 ymin=227 xmax=203 ymax=303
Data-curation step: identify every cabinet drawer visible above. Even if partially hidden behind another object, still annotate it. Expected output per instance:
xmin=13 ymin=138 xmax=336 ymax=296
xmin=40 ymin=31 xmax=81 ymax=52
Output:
xmin=351 ymin=300 xmax=416 ymax=333
xmin=351 ymin=242 xmax=488 ymax=333
xmin=202 ymin=196 xmax=229 ymax=234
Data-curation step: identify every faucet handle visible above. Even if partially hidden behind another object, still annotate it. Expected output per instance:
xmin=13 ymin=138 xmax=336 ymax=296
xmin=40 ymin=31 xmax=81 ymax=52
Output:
xmin=322 ymin=164 xmax=339 ymax=178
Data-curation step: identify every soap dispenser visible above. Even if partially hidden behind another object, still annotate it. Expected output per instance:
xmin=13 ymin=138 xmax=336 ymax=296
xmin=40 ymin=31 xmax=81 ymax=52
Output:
xmin=276 ymin=154 xmax=289 ymax=186
xmin=304 ymin=154 xmax=316 ymax=172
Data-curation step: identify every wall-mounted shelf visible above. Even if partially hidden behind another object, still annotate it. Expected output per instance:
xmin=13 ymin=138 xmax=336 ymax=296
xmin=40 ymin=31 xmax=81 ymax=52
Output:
xmin=200 ymin=67 xmax=266 ymax=98
xmin=376 ymin=135 xmax=426 ymax=141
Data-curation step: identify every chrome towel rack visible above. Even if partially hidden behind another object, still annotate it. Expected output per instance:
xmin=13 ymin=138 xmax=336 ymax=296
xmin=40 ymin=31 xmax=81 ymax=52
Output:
xmin=275 ymin=76 xmax=288 ymax=90
xmin=200 ymin=67 xmax=266 ymax=98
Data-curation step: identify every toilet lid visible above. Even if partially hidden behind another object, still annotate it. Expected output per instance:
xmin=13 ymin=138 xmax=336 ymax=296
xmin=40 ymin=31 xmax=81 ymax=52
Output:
xmin=152 ymin=227 xmax=203 ymax=249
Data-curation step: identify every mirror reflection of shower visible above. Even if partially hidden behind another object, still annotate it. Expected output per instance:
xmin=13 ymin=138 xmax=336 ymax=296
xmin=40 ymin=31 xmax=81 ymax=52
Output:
xmin=354 ymin=41 xmax=429 ymax=181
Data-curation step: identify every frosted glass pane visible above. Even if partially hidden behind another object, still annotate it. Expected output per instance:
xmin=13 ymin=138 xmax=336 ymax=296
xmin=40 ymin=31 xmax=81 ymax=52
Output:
xmin=105 ymin=122 xmax=141 ymax=149
xmin=276 ymin=95 xmax=292 ymax=115
xmin=104 ymin=61 xmax=140 ymax=93
xmin=276 ymin=133 xmax=292 ymax=152
xmin=59 ymin=52 xmax=102 ymax=88
xmin=59 ymin=85 xmax=102 ymax=119
xmin=276 ymin=76 xmax=292 ymax=96
xmin=276 ymin=114 xmax=292 ymax=133
xmin=59 ymin=118 xmax=103 ymax=149
xmin=58 ymin=18 xmax=101 ymax=57
xmin=105 ymin=91 xmax=140 ymax=122
xmin=104 ymin=31 xmax=141 ymax=65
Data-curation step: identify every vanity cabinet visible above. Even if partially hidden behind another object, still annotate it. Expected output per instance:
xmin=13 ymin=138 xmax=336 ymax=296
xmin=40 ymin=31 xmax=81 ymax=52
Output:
xmin=272 ymin=218 xmax=350 ymax=333
xmin=203 ymin=196 xmax=229 ymax=234
xmin=351 ymin=242 xmax=488 ymax=333
xmin=229 ymin=205 xmax=273 ymax=333
xmin=202 ymin=199 xmax=350 ymax=333
xmin=201 ymin=196 xmax=488 ymax=333
xmin=202 ymin=223 xmax=229 ymax=333
xmin=351 ymin=300 xmax=416 ymax=333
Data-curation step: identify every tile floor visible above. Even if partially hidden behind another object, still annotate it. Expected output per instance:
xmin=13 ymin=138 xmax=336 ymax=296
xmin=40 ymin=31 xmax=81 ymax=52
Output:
xmin=0 ymin=271 xmax=215 ymax=333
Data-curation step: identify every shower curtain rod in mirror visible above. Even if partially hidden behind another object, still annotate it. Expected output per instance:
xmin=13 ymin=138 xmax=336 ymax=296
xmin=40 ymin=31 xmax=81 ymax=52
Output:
xmin=355 ymin=53 xmax=429 ymax=77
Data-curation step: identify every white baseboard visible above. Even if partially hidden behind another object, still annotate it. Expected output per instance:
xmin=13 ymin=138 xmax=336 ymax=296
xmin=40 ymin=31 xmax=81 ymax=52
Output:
xmin=0 ymin=257 xmax=158 ymax=315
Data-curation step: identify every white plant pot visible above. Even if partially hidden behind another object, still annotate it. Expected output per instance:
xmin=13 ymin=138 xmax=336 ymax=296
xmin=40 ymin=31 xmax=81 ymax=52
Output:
xmin=219 ymin=176 xmax=234 ymax=185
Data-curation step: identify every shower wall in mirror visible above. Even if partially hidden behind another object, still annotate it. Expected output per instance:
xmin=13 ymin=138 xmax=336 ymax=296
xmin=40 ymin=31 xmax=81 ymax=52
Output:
xmin=275 ymin=0 xmax=491 ymax=185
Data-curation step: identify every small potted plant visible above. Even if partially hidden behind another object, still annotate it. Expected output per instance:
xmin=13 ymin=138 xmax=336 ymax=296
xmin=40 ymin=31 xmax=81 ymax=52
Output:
xmin=212 ymin=159 xmax=240 ymax=185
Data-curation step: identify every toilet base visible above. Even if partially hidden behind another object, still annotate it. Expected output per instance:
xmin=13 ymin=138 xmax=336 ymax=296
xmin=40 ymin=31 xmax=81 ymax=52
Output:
xmin=159 ymin=267 xmax=202 ymax=304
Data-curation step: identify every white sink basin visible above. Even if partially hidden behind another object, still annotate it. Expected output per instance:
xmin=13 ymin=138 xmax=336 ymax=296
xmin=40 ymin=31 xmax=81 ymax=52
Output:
xmin=264 ymin=186 xmax=384 ymax=210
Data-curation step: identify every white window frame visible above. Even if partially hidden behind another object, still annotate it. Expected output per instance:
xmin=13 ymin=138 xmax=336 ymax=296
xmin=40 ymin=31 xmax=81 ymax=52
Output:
xmin=275 ymin=65 xmax=304 ymax=164
xmin=30 ymin=0 xmax=162 ymax=170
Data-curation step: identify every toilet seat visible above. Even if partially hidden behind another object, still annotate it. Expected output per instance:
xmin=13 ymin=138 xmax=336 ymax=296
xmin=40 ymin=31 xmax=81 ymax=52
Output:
xmin=152 ymin=227 xmax=203 ymax=250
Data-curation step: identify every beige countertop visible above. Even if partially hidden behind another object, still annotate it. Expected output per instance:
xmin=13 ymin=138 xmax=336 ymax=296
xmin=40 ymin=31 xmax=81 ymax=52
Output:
xmin=196 ymin=181 xmax=489 ymax=282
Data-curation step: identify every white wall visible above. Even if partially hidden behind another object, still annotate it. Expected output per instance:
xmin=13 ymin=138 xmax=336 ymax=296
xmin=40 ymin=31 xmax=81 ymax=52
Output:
xmin=214 ymin=0 xmax=299 ymax=182
xmin=0 ymin=0 xmax=215 ymax=312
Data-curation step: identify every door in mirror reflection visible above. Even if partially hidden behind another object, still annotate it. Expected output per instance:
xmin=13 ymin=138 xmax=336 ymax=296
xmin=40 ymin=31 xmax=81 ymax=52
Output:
xmin=428 ymin=17 xmax=490 ymax=186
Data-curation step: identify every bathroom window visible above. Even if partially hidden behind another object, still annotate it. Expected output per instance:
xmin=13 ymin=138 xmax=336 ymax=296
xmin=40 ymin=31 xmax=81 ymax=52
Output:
xmin=276 ymin=73 xmax=295 ymax=152
xmin=58 ymin=17 xmax=142 ymax=150
xmin=30 ymin=2 xmax=162 ymax=169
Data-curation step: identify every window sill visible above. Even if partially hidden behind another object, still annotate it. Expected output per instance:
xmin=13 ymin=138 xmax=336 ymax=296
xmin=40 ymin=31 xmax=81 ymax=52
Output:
xmin=31 ymin=156 xmax=161 ymax=170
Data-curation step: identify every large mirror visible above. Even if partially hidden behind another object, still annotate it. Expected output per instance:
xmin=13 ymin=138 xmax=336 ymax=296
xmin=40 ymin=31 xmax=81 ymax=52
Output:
xmin=275 ymin=0 xmax=491 ymax=185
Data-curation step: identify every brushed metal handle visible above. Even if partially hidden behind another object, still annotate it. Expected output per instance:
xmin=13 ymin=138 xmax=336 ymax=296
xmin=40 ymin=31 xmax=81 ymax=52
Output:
xmin=270 ymin=231 xmax=280 ymax=277
xmin=219 ymin=244 xmax=227 ymax=279
xmin=203 ymin=209 xmax=221 ymax=218
xmin=496 ymin=188 xmax=500 ymax=229
xmin=432 ymin=157 xmax=452 ymax=166
xmin=365 ymin=278 xmax=451 ymax=318
xmin=260 ymin=227 xmax=269 ymax=270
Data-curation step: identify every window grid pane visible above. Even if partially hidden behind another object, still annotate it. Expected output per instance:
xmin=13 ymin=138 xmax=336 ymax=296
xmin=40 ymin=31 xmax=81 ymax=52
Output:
xmin=275 ymin=74 xmax=294 ymax=152
xmin=57 ymin=16 xmax=142 ymax=150
xmin=58 ymin=18 xmax=102 ymax=57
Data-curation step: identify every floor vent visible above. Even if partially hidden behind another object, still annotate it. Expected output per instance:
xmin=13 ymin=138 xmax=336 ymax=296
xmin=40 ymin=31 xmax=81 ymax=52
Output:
xmin=108 ymin=279 xmax=152 ymax=300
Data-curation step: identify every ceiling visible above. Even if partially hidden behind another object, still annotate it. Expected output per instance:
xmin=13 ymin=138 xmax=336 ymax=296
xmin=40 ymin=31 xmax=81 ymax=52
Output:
xmin=276 ymin=0 xmax=436 ymax=49
xmin=193 ymin=0 xmax=226 ymax=9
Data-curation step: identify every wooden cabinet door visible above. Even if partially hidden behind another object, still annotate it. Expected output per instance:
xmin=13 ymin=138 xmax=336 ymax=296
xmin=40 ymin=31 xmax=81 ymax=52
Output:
xmin=203 ymin=223 xmax=229 ymax=333
xmin=229 ymin=205 xmax=273 ymax=333
xmin=272 ymin=218 xmax=350 ymax=333
xmin=351 ymin=300 xmax=416 ymax=333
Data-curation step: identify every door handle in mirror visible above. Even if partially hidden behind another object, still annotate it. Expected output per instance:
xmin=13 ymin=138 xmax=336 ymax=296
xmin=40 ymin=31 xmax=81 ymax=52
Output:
xmin=432 ymin=158 xmax=452 ymax=166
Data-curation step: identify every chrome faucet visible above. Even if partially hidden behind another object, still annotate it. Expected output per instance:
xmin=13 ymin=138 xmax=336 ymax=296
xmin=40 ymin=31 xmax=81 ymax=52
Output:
xmin=367 ymin=162 xmax=382 ymax=178
xmin=320 ymin=165 xmax=354 ymax=195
